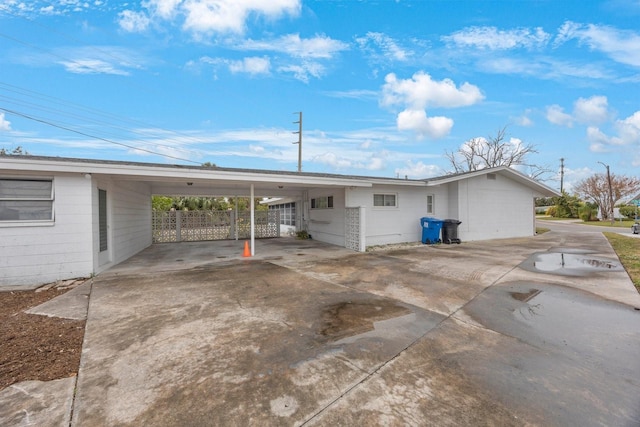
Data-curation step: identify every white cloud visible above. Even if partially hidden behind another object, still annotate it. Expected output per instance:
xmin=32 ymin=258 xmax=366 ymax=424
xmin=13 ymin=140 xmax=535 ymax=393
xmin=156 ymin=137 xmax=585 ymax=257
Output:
xmin=546 ymin=104 xmax=574 ymax=127
xmin=312 ymin=152 xmax=353 ymax=169
xmin=229 ymin=57 xmax=270 ymax=75
xmin=394 ymin=161 xmax=442 ymax=179
xmin=237 ymin=34 xmax=349 ymax=59
xmin=355 ymin=32 xmax=412 ymax=62
xmin=118 ymin=10 xmax=150 ymax=32
xmin=515 ymin=111 xmax=534 ymax=127
xmin=60 ymin=59 xmax=131 ymax=75
xmin=144 ymin=0 xmax=182 ymax=19
xmin=119 ymin=0 xmax=301 ymax=36
xmin=277 ymin=61 xmax=325 ymax=83
xmin=547 ymin=96 xmax=611 ymax=128
xmin=381 ymin=71 xmax=483 ymax=138
xmin=615 ymin=110 xmax=640 ymax=144
xmin=443 ymin=26 xmax=551 ymax=50
xmin=554 ymin=21 xmax=640 ymax=67
xmin=0 ymin=113 xmax=11 ymax=131
xmin=586 ymin=111 xmax=640 ymax=151
xmin=381 ymin=72 xmax=484 ymax=110
xmin=573 ymin=96 xmax=609 ymax=124
xmin=397 ymin=110 xmax=453 ymax=139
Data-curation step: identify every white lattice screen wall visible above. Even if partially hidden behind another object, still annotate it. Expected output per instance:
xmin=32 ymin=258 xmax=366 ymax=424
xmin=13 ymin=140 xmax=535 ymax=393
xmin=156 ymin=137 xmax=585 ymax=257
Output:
xmin=152 ymin=210 xmax=280 ymax=243
xmin=345 ymin=207 xmax=363 ymax=251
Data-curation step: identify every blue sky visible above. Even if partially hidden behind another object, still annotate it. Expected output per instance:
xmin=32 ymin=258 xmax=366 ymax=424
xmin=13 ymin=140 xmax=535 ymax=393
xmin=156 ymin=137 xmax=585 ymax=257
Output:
xmin=1 ymin=0 xmax=639 ymax=191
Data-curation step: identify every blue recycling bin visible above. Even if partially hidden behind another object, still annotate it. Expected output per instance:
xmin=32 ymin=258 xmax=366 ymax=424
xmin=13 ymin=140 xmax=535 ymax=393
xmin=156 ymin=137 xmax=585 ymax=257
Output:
xmin=420 ymin=217 xmax=443 ymax=244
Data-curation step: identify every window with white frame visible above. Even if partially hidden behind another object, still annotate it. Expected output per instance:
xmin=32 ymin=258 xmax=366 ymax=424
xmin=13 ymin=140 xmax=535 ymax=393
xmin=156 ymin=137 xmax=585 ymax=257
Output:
xmin=311 ymin=196 xmax=333 ymax=209
xmin=373 ymin=193 xmax=397 ymax=207
xmin=426 ymin=194 xmax=435 ymax=214
xmin=0 ymin=178 xmax=54 ymax=221
xmin=268 ymin=202 xmax=296 ymax=226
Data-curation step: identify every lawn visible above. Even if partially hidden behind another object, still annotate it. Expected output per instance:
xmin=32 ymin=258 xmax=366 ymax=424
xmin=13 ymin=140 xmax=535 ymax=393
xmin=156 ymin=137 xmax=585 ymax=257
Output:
xmin=604 ymin=232 xmax=640 ymax=293
xmin=582 ymin=219 xmax=637 ymax=228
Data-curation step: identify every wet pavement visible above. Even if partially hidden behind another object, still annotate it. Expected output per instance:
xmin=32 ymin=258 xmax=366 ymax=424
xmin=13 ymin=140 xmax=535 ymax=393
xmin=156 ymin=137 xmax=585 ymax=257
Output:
xmin=2 ymin=227 xmax=640 ymax=426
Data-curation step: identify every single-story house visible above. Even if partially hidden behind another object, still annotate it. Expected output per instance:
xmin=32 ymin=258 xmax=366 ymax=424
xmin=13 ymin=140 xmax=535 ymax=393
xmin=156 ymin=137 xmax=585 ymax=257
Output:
xmin=0 ymin=155 xmax=559 ymax=288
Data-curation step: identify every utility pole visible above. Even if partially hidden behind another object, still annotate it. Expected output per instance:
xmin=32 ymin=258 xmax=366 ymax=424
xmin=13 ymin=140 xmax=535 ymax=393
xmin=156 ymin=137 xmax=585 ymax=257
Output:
xmin=559 ymin=158 xmax=565 ymax=194
xmin=292 ymin=112 xmax=302 ymax=172
xmin=598 ymin=161 xmax=615 ymax=225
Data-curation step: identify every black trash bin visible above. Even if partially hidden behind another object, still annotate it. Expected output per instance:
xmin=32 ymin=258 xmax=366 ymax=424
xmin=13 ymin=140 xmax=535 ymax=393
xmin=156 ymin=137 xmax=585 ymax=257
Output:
xmin=442 ymin=219 xmax=461 ymax=244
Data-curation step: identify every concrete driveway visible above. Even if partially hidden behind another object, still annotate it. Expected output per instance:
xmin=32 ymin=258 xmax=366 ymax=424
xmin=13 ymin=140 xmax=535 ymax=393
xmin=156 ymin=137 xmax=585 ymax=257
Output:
xmin=4 ymin=228 xmax=640 ymax=426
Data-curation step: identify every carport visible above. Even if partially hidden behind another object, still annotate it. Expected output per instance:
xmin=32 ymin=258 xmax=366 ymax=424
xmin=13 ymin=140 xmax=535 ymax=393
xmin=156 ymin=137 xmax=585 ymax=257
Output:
xmin=0 ymin=155 xmax=558 ymax=289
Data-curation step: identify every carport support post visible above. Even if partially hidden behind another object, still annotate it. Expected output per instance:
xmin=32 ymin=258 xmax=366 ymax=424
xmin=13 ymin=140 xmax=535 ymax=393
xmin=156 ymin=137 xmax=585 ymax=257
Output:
xmin=250 ymin=184 xmax=255 ymax=256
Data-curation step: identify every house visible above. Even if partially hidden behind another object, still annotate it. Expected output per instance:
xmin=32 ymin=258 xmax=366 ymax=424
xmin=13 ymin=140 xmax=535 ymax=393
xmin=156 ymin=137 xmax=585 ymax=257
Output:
xmin=0 ymin=155 xmax=559 ymax=288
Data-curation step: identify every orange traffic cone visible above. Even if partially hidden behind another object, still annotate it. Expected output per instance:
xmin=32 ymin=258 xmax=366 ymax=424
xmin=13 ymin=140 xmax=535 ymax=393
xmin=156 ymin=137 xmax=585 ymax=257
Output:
xmin=243 ymin=241 xmax=251 ymax=257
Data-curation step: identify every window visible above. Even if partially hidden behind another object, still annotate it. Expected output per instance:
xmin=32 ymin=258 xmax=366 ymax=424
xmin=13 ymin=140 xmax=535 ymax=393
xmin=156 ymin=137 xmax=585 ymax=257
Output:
xmin=373 ymin=193 xmax=396 ymax=207
xmin=426 ymin=194 xmax=435 ymax=214
xmin=269 ymin=202 xmax=296 ymax=226
xmin=0 ymin=178 xmax=53 ymax=221
xmin=311 ymin=196 xmax=333 ymax=209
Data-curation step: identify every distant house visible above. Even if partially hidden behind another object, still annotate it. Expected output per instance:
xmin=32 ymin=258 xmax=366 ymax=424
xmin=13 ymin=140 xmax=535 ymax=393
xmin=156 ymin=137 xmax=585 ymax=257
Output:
xmin=0 ymin=156 xmax=558 ymax=288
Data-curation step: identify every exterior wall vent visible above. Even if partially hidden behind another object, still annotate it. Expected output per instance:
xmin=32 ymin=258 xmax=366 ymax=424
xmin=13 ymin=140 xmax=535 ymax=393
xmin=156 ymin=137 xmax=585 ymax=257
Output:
xmin=487 ymin=173 xmax=497 ymax=180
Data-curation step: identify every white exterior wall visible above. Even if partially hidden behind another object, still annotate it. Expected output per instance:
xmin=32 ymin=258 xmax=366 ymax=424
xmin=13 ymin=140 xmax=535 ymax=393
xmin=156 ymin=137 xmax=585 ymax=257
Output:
xmin=0 ymin=174 xmax=94 ymax=289
xmin=347 ymin=185 xmax=449 ymax=247
xmin=455 ymin=174 xmax=535 ymax=241
xmin=307 ymin=188 xmax=345 ymax=246
xmin=93 ymin=178 xmax=152 ymax=272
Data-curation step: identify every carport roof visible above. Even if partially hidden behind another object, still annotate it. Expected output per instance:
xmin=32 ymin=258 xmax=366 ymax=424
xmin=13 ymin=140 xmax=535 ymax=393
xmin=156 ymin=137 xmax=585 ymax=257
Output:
xmin=0 ymin=155 xmax=559 ymax=196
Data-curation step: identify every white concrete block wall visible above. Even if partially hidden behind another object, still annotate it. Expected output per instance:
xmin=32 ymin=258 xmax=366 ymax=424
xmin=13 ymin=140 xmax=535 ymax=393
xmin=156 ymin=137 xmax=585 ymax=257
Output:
xmin=110 ymin=180 xmax=152 ymax=265
xmin=0 ymin=175 xmax=94 ymax=288
xmin=457 ymin=174 xmax=535 ymax=241
xmin=348 ymin=185 xmax=449 ymax=247
xmin=307 ymin=188 xmax=345 ymax=246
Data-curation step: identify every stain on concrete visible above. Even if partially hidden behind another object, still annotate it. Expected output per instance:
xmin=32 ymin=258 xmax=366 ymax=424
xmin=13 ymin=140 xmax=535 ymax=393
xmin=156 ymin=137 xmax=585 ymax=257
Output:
xmin=509 ymin=288 xmax=541 ymax=302
xmin=319 ymin=300 xmax=410 ymax=342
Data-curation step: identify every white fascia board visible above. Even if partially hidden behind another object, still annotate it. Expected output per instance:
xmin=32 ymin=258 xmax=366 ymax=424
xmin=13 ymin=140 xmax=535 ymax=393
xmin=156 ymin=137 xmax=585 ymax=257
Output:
xmin=0 ymin=157 xmax=372 ymax=188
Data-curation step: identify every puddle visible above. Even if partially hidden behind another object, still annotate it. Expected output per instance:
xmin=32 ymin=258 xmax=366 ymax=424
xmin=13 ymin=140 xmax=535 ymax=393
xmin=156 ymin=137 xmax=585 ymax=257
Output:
xmin=465 ymin=282 xmax=640 ymax=370
xmin=519 ymin=252 xmax=623 ymax=276
xmin=512 ymin=287 xmax=640 ymax=362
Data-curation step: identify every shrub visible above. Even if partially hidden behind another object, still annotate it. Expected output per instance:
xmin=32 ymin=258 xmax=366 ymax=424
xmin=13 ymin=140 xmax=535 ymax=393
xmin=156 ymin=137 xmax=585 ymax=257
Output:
xmin=578 ymin=206 xmax=596 ymax=221
xmin=546 ymin=206 xmax=557 ymax=217
xmin=619 ymin=205 xmax=638 ymax=219
xmin=296 ymin=230 xmax=310 ymax=240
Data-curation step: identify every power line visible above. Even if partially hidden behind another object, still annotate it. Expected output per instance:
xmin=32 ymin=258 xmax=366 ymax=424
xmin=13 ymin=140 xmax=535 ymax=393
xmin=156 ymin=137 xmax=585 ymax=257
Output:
xmin=0 ymin=107 xmax=201 ymax=164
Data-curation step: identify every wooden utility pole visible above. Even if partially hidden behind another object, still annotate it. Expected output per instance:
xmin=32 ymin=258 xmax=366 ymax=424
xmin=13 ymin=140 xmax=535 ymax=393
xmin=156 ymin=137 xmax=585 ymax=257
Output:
xmin=292 ymin=112 xmax=302 ymax=172
xmin=598 ymin=161 xmax=615 ymax=225
xmin=560 ymin=158 xmax=565 ymax=194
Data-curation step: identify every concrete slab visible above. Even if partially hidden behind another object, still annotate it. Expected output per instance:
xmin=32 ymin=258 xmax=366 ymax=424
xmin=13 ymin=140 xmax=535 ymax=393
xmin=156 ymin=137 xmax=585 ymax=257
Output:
xmin=71 ymin=261 xmax=444 ymax=425
xmin=6 ymin=229 xmax=640 ymax=426
xmin=0 ymin=377 xmax=75 ymax=427
xmin=25 ymin=280 xmax=92 ymax=320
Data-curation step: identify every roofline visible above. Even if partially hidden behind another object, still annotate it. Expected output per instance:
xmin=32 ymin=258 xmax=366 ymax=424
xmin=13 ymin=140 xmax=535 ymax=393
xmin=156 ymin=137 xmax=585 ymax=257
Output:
xmin=426 ymin=166 xmax=560 ymax=197
xmin=0 ymin=155 xmax=559 ymax=195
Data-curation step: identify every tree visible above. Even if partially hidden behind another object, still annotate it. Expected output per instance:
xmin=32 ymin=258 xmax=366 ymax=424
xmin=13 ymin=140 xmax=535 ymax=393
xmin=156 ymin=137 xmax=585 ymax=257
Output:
xmin=0 ymin=146 xmax=29 ymax=156
xmin=574 ymin=173 xmax=640 ymax=221
xmin=445 ymin=126 xmax=550 ymax=179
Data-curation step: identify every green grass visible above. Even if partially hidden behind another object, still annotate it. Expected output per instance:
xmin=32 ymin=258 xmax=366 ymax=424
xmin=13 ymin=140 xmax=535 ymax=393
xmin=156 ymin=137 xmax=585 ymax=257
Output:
xmin=581 ymin=219 xmax=637 ymax=228
xmin=536 ymin=216 xmax=577 ymax=221
xmin=535 ymin=227 xmax=550 ymax=235
xmin=604 ymin=232 xmax=640 ymax=293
